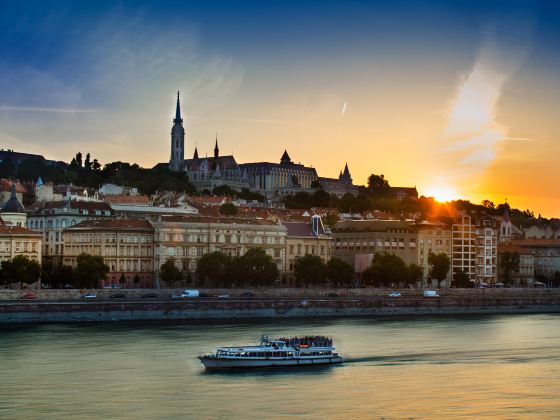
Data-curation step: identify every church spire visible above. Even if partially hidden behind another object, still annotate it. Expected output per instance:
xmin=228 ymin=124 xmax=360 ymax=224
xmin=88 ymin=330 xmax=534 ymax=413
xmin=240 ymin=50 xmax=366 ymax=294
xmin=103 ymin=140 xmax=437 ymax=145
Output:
xmin=214 ymin=133 xmax=219 ymax=159
xmin=193 ymin=147 xmax=199 ymax=159
xmin=174 ymin=91 xmax=182 ymax=124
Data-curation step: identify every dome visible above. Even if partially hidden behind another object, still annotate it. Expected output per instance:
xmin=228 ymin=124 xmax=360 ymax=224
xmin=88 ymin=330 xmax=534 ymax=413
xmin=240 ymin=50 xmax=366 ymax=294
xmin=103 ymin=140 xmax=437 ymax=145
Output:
xmin=1 ymin=183 xmax=25 ymax=213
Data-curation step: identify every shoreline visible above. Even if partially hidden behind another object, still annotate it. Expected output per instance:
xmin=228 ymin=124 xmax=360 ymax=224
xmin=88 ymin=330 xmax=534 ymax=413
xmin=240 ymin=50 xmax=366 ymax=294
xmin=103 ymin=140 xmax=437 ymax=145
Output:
xmin=1 ymin=292 xmax=559 ymax=324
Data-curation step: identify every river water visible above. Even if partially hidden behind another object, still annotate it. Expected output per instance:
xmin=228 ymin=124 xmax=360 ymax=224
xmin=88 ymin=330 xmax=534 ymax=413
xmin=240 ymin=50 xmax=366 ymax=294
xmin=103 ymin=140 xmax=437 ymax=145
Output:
xmin=1 ymin=314 xmax=559 ymax=419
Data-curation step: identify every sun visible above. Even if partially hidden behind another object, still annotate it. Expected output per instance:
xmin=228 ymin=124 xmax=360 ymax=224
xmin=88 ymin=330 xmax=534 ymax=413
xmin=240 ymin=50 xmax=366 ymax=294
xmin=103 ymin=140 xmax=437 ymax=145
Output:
xmin=424 ymin=185 xmax=460 ymax=203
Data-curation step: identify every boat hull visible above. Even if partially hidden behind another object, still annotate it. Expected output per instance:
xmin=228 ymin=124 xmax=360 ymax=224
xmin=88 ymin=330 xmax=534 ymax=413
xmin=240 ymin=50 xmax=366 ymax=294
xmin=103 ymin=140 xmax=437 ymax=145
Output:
xmin=199 ymin=356 xmax=343 ymax=370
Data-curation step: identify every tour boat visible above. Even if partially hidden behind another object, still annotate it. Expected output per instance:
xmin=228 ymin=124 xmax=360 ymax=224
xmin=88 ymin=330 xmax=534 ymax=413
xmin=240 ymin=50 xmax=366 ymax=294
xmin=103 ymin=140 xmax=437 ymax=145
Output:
xmin=198 ymin=335 xmax=343 ymax=369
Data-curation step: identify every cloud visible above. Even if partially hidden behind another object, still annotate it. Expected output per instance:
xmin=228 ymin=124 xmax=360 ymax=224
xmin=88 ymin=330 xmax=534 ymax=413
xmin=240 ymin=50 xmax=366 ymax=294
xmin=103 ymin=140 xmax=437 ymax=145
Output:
xmin=0 ymin=106 xmax=101 ymax=113
xmin=441 ymin=21 xmax=534 ymax=184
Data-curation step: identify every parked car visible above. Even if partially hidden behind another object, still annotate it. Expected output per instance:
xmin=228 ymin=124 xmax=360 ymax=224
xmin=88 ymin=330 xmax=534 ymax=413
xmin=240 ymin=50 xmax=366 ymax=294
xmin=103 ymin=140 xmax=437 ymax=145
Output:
xmin=239 ymin=292 xmax=255 ymax=298
xmin=388 ymin=292 xmax=401 ymax=297
xmin=324 ymin=292 xmax=340 ymax=297
xmin=182 ymin=289 xmax=200 ymax=297
xmin=110 ymin=293 xmax=126 ymax=299
xmin=171 ymin=293 xmax=187 ymax=299
xmin=19 ymin=292 xmax=37 ymax=300
xmin=81 ymin=293 xmax=97 ymax=299
xmin=141 ymin=293 xmax=158 ymax=299
xmin=423 ymin=290 xmax=440 ymax=298
xmin=217 ymin=294 xmax=230 ymax=298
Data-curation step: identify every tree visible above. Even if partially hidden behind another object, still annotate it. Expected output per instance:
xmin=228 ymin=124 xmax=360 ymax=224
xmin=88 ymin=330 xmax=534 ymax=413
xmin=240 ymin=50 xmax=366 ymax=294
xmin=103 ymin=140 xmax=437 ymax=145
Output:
xmin=312 ymin=189 xmax=330 ymax=207
xmin=0 ymin=156 xmax=16 ymax=178
xmin=219 ymin=203 xmax=237 ymax=217
xmin=453 ymin=270 xmax=473 ymax=288
xmin=367 ymin=174 xmax=390 ymax=196
xmin=213 ymin=185 xmax=236 ymax=196
xmin=323 ymin=213 xmax=340 ymax=228
xmin=75 ymin=253 xmax=109 ymax=288
xmin=326 ymin=258 xmax=355 ymax=288
xmin=84 ymin=153 xmax=92 ymax=170
xmin=428 ymin=252 xmax=451 ymax=287
xmin=364 ymin=252 xmax=408 ymax=288
xmin=294 ymin=255 xmax=326 ymax=288
xmin=500 ymin=251 xmax=520 ymax=286
xmin=0 ymin=256 xmax=41 ymax=289
xmin=119 ymin=273 xmax=127 ymax=288
xmin=236 ymin=248 xmax=279 ymax=287
xmin=407 ymin=263 xmax=424 ymax=288
xmin=133 ymin=274 xmax=141 ymax=287
xmin=76 ymin=152 xmax=83 ymax=167
xmin=160 ymin=259 xmax=183 ymax=288
xmin=481 ymin=199 xmax=495 ymax=209
xmin=196 ymin=252 xmax=231 ymax=287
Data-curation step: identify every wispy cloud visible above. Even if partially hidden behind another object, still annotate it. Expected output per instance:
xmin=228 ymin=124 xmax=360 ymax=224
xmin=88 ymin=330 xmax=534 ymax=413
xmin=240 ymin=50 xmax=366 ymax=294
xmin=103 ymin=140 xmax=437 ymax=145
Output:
xmin=441 ymin=22 xmax=534 ymax=186
xmin=0 ymin=106 xmax=101 ymax=113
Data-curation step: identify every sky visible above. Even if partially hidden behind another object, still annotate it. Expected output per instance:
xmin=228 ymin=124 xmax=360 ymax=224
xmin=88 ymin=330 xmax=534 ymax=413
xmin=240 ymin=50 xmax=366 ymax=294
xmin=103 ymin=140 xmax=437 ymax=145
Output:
xmin=1 ymin=0 xmax=559 ymax=216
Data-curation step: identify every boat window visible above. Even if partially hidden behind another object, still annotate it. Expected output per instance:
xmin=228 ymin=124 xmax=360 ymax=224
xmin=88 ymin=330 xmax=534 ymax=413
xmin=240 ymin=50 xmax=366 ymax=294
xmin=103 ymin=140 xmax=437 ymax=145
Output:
xmin=258 ymin=352 xmax=265 ymax=357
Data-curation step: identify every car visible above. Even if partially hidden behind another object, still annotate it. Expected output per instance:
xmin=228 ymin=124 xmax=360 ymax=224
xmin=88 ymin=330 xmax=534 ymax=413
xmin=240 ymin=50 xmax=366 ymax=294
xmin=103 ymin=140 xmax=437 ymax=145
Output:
xmin=388 ymin=292 xmax=401 ymax=298
xmin=171 ymin=293 xmax=187 ymax=299
xmin=423 ymin=290 xmax=440 ymax=298
xmin=81 ymin=293 xmax=97 ymax=299
xmin=141 ymin=293 xmax=158 ymax=299
xmin=110 ymin=293 xmax=126 ymax=299
xmin=239 ymin=292 xmax=255 ymax=298
xmin=19 ymin=292 xmax=37 ymax=300
xmin=324 ymin=292 xmax=339 ymax=297
xmin=217 ymin=294 xmax=230 ymax=298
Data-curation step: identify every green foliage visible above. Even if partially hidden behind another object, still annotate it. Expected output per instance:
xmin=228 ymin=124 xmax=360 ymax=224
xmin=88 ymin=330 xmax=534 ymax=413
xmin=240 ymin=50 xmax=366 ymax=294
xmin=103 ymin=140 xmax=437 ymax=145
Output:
xmin=407 ymin=263 xmax=424 ymax=286
xmin=41 ymin=265 xmax=75 ymax=288
xmin=75 ymin=253 xmax=109 ymax=288
xmin=235 ymin=248 xmax=278 ymax=287
xmin=196 ymin=252 xmax=231 ymax=287
xmin=160 ymin=259 xmax=183 ymax=287
xmin=326 ymin=257 xmax=355 ymax=288
xmin=364 ymin=252 xmax=409 ymax=288
xmin=294 ymin=254 xmax=326 ymax=288
xmin=323 ymin=213 xmax=340 ymax=227
xmin=119 ymin=272 xmax=127 ymax=286
xmin=452 ymin=270 xmax=473 ymax=288
xmin=0 ymin=255 xmax=41 ymax=288
xmin=133 ymin=274 xmax=141 ymax=285
xmin=219 ymin=202 xmax=238 ymax=217
xmin=213 ymin=185 xmax=236 ymax=196
xmin=428 ymin=252 xmax=451 ymax=287
xmin=367 ymin=174 xmax=391 ymax=196
xmin=500 ymin=251 xmax=520 ymax=285
xmin=0 ymin=156 xmax=16 ymax=178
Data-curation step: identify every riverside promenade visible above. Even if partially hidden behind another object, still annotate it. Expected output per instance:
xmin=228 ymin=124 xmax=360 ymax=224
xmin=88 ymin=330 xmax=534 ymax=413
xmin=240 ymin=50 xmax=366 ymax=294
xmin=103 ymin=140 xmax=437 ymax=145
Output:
xmin=1 ymin=289 xmax=559 ymax=323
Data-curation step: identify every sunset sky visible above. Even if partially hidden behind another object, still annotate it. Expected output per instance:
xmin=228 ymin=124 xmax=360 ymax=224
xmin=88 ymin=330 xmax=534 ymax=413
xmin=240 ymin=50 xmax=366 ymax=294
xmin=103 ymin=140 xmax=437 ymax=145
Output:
xmin=1 ymin=0 xmax=559 ymax=216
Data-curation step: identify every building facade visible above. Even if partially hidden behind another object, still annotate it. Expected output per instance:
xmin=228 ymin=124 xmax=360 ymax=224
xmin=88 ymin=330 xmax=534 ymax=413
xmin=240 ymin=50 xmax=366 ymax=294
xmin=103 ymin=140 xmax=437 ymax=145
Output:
xmin=63 ymin=219 xmax=155 ymax=288
xmin=1 ymin=183 xmax=27 ymax=227
xmin=452 ymin=213 xmax=498 ymax=286
xmin=497 ymin=244 xmax=535 ymax=286
xmin=331 ymin=220 xmax=419 ymax=273
xmin=415 ymin=220 xmax=452 ymax=286
xmin=27 ymin=200 xmax=115 ymax=266
xmin=0 ymin=223 xmax=42 ymax=265
xmin=152 ymin=215 xmax=287 ymax=285
xmin=282 ymin=215 xmax=333 ymax=284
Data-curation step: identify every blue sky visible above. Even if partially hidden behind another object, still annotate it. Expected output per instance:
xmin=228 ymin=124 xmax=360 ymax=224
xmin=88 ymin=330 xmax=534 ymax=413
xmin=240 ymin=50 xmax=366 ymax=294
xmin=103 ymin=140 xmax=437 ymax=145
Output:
xmin=1 ymin=0 xmax=559 ymax=214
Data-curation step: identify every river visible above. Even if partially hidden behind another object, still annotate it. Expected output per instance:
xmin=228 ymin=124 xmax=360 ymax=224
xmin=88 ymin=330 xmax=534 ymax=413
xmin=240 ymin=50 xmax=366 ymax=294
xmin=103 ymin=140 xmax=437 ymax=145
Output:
xmin=1 ymin=314 xmax=559 ymax=419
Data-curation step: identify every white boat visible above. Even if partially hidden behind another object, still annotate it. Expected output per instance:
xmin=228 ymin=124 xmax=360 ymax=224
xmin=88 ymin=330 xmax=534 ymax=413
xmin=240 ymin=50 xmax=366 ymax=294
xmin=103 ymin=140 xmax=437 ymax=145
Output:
xmin=198 ymin=336 xmax=343 ymax=369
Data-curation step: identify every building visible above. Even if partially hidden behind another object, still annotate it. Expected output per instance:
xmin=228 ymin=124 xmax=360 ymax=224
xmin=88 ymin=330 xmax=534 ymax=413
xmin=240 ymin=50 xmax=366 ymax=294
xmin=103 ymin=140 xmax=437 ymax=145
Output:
xmin=63 ymin=219 xmax=155 ymax=288
xmin=27 ymin=200 xmax=115 ymax=267
xmin=34 ymin=178 xmax=64 ymax=202
xmin=452 ymin=213 xmax=498 ymax=286
xmin=414 ymin=220 xmax=452 ymax=286
xmin=331 ymin=220 xmax=419 ymax=274
xmin=317 ymin=164 xmax=359 ymax=197
xmin=497 ymin=244 xmax=535 ymax=286
xmin=152 ymin=215 xmax=287 ymax=285
xmin=240 ymin=151 xmax=319 ymax=198
xmin=282 ymin=215 xmax=333 ymax=284
xmin=169 ymin=91 xmax=185 ymax=172
xmin=510 ymin=239 xmax=560 ymax=282
xmin=390 ymin=186 xmax=419 ymax=201
xmin=0 ymin=179 xmax=26 ymax=208
xmin=0 ymin=149 xmax=45 ymax=168
xmin=0 ymin=222 xmax=42 ymax=266
xmin=524 ymin=224 xmax=560 ymax=240
xmin=1 ymin=183 xmax=27 ymax=227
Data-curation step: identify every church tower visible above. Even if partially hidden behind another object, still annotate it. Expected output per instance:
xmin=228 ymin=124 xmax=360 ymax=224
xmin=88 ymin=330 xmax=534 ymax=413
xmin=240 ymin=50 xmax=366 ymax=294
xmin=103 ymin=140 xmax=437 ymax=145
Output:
xmin=169 ymin=91 xmax=185 ymax=171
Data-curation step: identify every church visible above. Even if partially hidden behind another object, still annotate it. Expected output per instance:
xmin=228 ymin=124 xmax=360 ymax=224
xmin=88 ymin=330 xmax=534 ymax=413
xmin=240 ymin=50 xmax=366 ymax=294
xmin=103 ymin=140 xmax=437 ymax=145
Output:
xmin=163 ymin=92 xmax=356 ymax=197
xmin=167 ymin=92 xmax=249 ymax=193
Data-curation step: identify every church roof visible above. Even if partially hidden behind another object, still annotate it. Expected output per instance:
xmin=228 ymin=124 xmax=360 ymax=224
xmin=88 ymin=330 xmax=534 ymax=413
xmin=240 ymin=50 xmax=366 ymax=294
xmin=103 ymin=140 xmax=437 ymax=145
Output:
xmin=280 ymin=150 xmax=291 ymax=163
xmin=1 ymin=183 xmax=25 ymax=213
xmin=186 ymin=155 xmax=239 ymax=171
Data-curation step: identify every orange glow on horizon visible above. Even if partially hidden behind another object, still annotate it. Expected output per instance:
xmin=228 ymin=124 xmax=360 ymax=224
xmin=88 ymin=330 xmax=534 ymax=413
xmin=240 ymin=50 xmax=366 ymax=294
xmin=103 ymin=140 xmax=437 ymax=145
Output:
xmin=424 ymin=185 xmax=461 ymax=203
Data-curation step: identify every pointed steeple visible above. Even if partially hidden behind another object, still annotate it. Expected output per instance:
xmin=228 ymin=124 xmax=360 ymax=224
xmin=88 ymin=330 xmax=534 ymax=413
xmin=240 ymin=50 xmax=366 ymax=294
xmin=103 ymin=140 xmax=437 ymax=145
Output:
xmin=340 ymin=163 xmax=353 ymax=184
xmin=214 ymin=133 xmax=219 ymax=159
xmin=503 ymin=201 xmax=510 ymax=223
xmin=174 ymin=91 xmax=182 ymax=124
xmin=280 ymin=150 xmax=291 ymax=165
xmin=193 ymin=147 xmax=199 ymax=159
